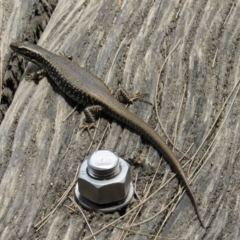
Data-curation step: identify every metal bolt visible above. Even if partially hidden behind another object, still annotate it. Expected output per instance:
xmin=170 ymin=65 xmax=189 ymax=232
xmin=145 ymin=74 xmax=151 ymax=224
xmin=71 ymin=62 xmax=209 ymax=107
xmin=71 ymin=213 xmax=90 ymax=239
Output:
xmin=75 ymin=150 xmax=133 ymax=212
xmin=87 ymin=150 xmax=121 ymax=180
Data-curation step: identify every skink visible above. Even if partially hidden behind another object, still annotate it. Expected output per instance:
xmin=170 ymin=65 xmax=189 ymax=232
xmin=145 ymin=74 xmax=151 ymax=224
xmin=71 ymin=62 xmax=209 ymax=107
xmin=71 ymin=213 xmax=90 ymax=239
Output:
xmin=10 ymin=41 xmax=204 ymax=227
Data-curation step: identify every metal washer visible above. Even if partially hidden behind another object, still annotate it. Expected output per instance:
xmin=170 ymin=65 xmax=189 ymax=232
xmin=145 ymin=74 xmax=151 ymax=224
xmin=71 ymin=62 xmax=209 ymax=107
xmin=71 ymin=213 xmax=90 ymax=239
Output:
xmin=75 ymin=182 xmax=134 ymax=213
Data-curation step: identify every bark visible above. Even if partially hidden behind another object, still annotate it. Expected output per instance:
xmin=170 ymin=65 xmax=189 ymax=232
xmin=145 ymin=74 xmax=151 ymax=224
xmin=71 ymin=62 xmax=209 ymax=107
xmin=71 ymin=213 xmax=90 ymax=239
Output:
xmin=1 ymin=0 xmax=240 ymax=239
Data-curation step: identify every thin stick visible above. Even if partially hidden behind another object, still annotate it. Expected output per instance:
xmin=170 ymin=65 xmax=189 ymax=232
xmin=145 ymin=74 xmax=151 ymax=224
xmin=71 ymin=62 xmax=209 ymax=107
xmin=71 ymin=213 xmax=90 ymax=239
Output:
xmin=212 ymin=48 xmax=218 ymax=68
xmin=154 ymin=187 xmax=183 ymax=239
xmin=120 ymin=160 xmax=162 ymax=240
xmin=34 ymin=163 xmax=79 ymax=230
xmin=190 ymin=78 xmax=240 ymax=162
xmin=64 ymin=204 xmax=75 ymax=212
xmin=134 ymin=173 xmax=141 ymax=201
xmin=191 ymin=79 xmax=240 ymax=181
xmin=130 ymin=187 xmax=182 ymax=227
xmin=85 ymin=119 xmax=100 ymax=154
xmin=69 ymin=197 xmax=97 ymax=240
xmin=96 ymin=121 xmax=110 ymax=150
xmin=115 ymin=225 xmax=186 ymax=239
xmin=176 ymin=8 xmax=181 ymax=19
xmin=223 ymin=2 xmax=235 ymax=26
xmin=63 ymin=105 xmax=78 ymax=122
xmin=154 ymin=39 xmax=184 ymax=154
xmin=106 ymin=34 xmax=128 ymax=85
xmin=62 ymin=126 xmax=76 ymax=158
xmin=170 ymin=79 xmax=240 ymax=230
xmin=173 ymin=83 xmax=186 ymax=148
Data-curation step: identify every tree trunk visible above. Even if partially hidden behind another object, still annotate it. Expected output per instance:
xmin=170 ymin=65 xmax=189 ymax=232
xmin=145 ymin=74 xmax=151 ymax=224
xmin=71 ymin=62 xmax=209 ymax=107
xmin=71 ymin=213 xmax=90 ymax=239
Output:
xmin=1 ymin=0 xmax=240 ymax=239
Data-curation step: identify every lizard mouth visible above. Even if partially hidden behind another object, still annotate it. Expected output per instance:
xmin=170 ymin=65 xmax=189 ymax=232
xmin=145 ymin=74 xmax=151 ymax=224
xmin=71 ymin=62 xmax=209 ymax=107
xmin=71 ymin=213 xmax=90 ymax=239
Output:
xmin=10 ymin=42 xmax=22 ymax=51
xmin=10 ymin=42 xmax=39 ymax=63
xmin=10 ymin=41 xmax=32 ymax=53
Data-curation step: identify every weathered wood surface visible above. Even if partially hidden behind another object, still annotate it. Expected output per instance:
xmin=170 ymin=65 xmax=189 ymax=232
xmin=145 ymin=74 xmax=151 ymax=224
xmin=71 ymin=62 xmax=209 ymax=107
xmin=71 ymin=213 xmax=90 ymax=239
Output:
xmin=1 ymin=0 xmax=240 ymax=239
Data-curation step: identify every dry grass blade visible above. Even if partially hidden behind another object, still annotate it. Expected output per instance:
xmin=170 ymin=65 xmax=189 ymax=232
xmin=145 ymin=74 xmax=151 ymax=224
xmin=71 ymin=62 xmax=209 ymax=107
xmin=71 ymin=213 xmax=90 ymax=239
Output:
xmin=223 ymin=2 xmax=235 ymax=26
xmin=157 ymin=81 xmax=240 ymax=230
xmin=63 ymin=105 xmax=78 ymax=122
xmin=85 ymin=119 xmax=100 ymax=154
xmin=96 ymin=121 xmax=110 ymax=150
xmin=62 ymin=126 xmax=76 ymax=158
xmin=130 ymin=142 xmax=193 ymax=227
xmin=69 ymin=197 xmax=97 ymax=240
xmin=190 ymin=79 xmax=240 ymax=182
xmin=115 ymin=225 xmax=187 ymax=239
xmin=190 ymin=79 xmax=240 ymax=164
xmin=212 ymin=48 xmax=218 ymax=68
xmin=119 ymin=159 xmax=162 ymax=240
xmin=187 ymin=78 xmax=240 ymax=175
xmin=173 ymin=83 xmax=186 ymax=148
xmin=134 ymin=173 xmax=141 ymax=201
xmin=154 ymin=39 xmax=185 ymax=156
xmin=34 ymin=116 xmax=99 ymax=231
xmin=154 ymin=187 xmax=183 ymax=239
xmin=106 ymin=34 xmax=129 ymax=85
xmin=130 ymin=187 xmax=182 ymax=227
xmin=34 ymin=165 xmax=79 ymax=231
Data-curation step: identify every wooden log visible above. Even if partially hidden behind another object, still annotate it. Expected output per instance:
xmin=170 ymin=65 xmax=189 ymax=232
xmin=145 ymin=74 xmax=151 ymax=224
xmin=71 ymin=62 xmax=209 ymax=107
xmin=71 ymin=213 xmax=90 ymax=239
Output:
xmin=1 ymin=0 xmax=240 ymax=239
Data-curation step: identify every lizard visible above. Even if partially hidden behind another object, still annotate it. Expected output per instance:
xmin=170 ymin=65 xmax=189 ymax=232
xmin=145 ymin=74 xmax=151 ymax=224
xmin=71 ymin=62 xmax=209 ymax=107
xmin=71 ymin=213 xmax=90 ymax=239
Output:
xmin=10 ymin=41 xmax=204 ymax=227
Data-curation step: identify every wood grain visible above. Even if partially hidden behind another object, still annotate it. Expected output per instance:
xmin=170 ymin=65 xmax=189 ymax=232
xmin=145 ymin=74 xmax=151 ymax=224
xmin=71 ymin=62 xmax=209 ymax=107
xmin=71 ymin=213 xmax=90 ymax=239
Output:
xmin=1 ymin=0 xmax=240 ymax=239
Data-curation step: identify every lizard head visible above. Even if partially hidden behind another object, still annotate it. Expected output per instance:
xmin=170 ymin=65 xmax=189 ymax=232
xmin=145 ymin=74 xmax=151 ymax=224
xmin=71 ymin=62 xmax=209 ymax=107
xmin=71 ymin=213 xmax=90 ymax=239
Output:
xmin=10 ymin=42 xmax=46 ymax=66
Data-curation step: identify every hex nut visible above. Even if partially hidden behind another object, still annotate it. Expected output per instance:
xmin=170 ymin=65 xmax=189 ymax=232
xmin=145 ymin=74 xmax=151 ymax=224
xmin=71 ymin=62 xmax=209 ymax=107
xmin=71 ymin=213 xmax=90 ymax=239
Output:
xmin=78 ymin=154 xmax=131 ymax=204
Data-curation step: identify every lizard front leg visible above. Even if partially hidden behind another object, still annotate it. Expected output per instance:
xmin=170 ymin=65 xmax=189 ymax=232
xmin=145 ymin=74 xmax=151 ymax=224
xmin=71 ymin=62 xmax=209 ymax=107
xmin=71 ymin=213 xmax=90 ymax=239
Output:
xmin=25 ymin=69 xmax=46 ymax=83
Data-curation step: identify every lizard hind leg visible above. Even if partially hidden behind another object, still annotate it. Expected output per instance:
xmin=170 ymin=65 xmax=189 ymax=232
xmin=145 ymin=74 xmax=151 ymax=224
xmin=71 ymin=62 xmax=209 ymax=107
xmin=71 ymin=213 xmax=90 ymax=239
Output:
xmin=81 ymin=105 xmax=103 ymax=138
xmin=113 ymin=86 xmax=152 ymax=106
